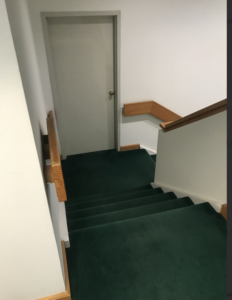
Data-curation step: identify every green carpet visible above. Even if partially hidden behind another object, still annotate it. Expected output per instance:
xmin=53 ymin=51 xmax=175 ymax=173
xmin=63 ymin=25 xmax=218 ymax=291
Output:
xmin=62 ymin=149 xmax=155 ymax=199
xmin=66 ymin=192 xmax=177 ymax=220
xmin=66 ymin=203 xmax=226 ymax=300
xmin=65 ymin=184 xmax=153 ymax=205
xmin=65 ymin=187 xmax=163 ymax=211
xmin=67 ymin=197 xmax=193 ymax=231
xmin=62 ymin=149 xmax=226 ymax=300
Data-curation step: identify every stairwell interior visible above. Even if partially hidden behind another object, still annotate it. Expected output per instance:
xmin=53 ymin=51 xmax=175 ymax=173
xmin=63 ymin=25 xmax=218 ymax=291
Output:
xmin=44 ymin=102 xmax=227 ymax=300
xmin=62 ymin=147 xmax=226 ymax=300
xmin=2 ymin=1 xmax=227 ymax=299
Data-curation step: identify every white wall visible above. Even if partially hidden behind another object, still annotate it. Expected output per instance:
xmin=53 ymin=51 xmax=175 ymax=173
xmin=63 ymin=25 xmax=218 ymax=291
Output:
xmin=26 ymin=0 xmax=226 ymax=153
xmin=5 ymin=0 xmax=53 ymax=170
xmin=0 ymin=1 xmax=65 ymax=299
xmin=154 ymin=111 xmax=227 ymax=206
xmin=6 ymin=0 xmax=69 ymax=271
xmin=46 ymin=183 xmax=70 ymax=279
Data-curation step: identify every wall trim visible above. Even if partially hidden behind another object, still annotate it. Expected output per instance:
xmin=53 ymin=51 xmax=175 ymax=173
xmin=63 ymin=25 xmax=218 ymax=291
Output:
xmin=124 ymin=100 xmax=181 ymax=122
xmin=120 ymin=144 xmax=140 ymax=151
xmin=152 ymin=182 xmax=223 ymax=212
xmin=120 ymin=144 xmax=156 ymax=155
xmin=140 ymin=145 xmax=156 ymax=155
xmin=220 ymin=204 xmax=227 ymax=220
xmin=37 ymin=241 xmax=71 ymax=300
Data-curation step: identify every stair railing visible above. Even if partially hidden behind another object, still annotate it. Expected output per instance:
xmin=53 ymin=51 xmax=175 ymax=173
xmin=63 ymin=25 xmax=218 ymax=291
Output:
xmin=124 ymin=100 xmax=181 ymax=122
xmin=160 ymin=99 xmax=227 ymax=132
xmin=158 ymin=98 xmax=227 ymax=219
xmin=124 ymin=99 xmax=227 ymax=219
xmin=46 ymin=111 xmax=67 ymax=202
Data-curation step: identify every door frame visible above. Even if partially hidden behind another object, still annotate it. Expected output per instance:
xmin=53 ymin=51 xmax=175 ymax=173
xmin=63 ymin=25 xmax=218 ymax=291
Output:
xmin=41 ymin=11 xmax=121 ymax=157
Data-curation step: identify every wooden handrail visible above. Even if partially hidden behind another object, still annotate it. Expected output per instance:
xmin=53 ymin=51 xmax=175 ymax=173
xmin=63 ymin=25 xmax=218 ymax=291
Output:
xmin=47 ymin=111 xmax=67 ymax=202
xmin=160 ymin=99 xmax=227 ymax=132
xmin=124 ymin=101 xmax=181 ymax=122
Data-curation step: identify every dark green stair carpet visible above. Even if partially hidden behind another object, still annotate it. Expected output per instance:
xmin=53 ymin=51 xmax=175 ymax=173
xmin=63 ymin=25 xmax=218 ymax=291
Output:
xmin=66 ymin=202 xmax=226 ymax=300
xmin=66 ymin=187 xmax=163 ymax=211
xmin=65 ymin=184 xmax=153 ymax=206
xmin=68 ymin=197 xmax=193 ymax=231
xmin=66 ymin=191 xmax=176 ymax=221
xmin=150 ymin=154 xmax=156 ymax=163
xmin=63 ymin=149 xmax=226 ymax=300
xmin=62 ymin=149 xmax=155 ymax=199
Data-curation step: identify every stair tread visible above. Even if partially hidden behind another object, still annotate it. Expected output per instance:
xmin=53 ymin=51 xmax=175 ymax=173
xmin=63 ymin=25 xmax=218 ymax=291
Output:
xmin=68 ymin=197 xmax=194 ymax=232
xmin=67 ymin=202 xmax=226 ymax=300
xmin=67 ymin=192 xmax=177 ymax=221
xmin=66 ymin=187 xmax=163 ymax=211
xmin=65 ymin=184 xmax=153 ymax=205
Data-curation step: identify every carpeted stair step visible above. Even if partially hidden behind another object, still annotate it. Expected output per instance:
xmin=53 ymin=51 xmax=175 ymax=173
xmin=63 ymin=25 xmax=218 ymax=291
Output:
xmin=68 ymin=197 xmax=194 ymax=232
xmin=66 ymin=192 xmax=177 ymax=221
xmin=66 ymin=187 xmax=163 ymax=212
xmin=66 ymin=202 xmax=226 ymax=300
xmin=65 ymin=184 xmax=153 ymax=206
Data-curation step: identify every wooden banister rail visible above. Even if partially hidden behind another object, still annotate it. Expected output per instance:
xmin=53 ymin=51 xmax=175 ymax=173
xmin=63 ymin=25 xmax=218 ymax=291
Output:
xmin=47 ymin=111 xmax=67 ymax=202
xmin=124 ymin=101 xmax=181 ymax=122
xmin=160 ymin=99 xmax=227 ymax=132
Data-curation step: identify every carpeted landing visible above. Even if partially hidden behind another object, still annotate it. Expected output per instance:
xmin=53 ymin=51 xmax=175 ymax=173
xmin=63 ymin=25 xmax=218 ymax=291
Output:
xmin=61 ymin=149 xmax=156 ymax=199
xmin=62 ymin=149 xmax=226 ymax=300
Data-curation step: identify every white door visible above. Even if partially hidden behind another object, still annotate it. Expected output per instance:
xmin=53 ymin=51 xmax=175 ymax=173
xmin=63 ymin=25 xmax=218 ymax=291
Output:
xmin=47 ymin=16 xmax=115 ymax=157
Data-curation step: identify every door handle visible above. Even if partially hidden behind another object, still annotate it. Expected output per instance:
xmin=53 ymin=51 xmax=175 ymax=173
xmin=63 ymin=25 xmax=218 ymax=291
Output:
xmin=109 ymin=91 xmax=114 ymax=96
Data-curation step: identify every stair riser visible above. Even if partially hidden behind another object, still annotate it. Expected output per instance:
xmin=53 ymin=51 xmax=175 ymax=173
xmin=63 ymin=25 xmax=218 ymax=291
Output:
xmin=66 ymin=188 xmax=163 ymax=211
xmin=67 ymin=192 xmax=177 ymax=221
xmin=68 ymin=197 xmax=193 ymax=232
xmin=65 ymin=184 xmax=153 ymax=206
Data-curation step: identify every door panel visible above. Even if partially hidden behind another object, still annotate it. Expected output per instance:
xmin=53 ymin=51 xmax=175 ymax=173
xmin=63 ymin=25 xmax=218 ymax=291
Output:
xmin=48 ymin=16 xmax=115 ymax=156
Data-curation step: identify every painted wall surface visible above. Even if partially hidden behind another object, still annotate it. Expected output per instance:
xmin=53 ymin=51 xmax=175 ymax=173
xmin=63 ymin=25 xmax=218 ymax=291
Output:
xmin=47 ymin=183 xmax=70 ymax=278
xmin=6 ymin=0 xmax=51 ymax=170
xmin=0 ymin=1 xmax=65 ymax=299
xmin=27 ymin=0 xmax=226 ymax=153
xmin=155 ymin=111 xmax=227 ymax=205
xmin=6 ymin=0 xmax=69 ymax=275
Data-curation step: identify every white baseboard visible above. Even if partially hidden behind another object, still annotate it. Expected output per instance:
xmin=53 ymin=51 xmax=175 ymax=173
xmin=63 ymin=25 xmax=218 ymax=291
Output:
xmin=140 ymin=145 xmax=156 ymax=155
xmin=151 ymin=182 xmax=223 ymax=212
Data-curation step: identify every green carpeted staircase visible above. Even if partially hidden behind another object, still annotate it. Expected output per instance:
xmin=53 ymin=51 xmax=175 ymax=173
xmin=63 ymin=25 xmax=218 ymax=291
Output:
xmin=62 ymin=149 xmax=226 ymax=300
